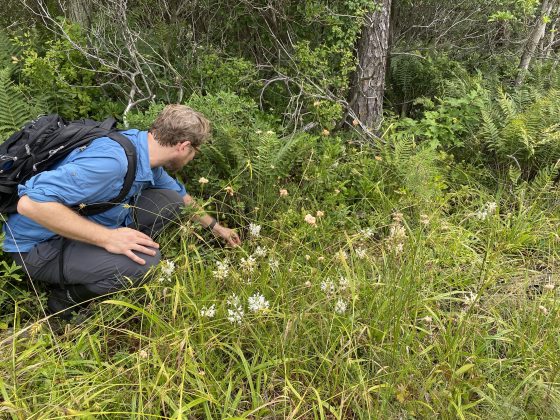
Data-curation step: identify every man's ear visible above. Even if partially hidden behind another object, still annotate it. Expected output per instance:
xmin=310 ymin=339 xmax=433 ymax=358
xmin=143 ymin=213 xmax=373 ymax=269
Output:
xmin=178 ymin=140 xmax=191 ymax=152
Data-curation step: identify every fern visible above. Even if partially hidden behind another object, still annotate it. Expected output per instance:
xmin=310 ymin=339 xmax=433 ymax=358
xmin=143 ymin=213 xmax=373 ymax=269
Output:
xmin=0 ymin=68 xmax=33 ymax=141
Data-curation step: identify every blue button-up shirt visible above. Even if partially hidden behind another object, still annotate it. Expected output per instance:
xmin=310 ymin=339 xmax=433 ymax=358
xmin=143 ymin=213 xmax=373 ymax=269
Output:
xmin=2 ymin=129 xmax=187 ymax=253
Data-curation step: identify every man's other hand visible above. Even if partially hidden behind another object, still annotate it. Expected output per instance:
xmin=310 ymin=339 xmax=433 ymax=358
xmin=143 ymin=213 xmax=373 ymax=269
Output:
xmin=213 ymin=225 xmax=241 ymax=247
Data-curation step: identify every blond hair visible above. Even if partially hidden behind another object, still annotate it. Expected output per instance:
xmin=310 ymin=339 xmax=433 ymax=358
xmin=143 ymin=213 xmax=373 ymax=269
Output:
xmin=149 ymin=104 xmax=211 ymax=147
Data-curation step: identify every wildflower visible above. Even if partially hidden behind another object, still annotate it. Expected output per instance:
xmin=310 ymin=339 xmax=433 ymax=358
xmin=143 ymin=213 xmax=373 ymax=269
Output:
xmin=313 ymin=100 xmax=321 ymax=106
xmin=359 ymin=228 xmax=375 ymax=239
xmin=279 ymin=188 xmax=288 ymax=197
xmin=375 ymin=155 xmax=383 ymax=161
xmin=338 ymin=276 xmax=349 ymax=290
xmin=355 ymin=247 xmax=367 ymax=259
xmin=255 ymin=130 xmax=262 ymax=134
xmin=544 ymin=284 xmax=555 ymax=291
xmin=305 ymin=254 xmax=311 ymax=261
xmin=352 ymin=119 xmax=359 ymax=126
xmin=392 ymin=212 xmax=404 ymax=223
xmin=248 ymin=223 xmax=261 ymax=238
xmin=224 ymin=186 xmax=234 ymax=196
xmin=464 ymin=292 xmax=477 ymax=306
xmin=422 ymin=316 xmax=433 ymax=323
xmin=200 ymin=304 xmax=216 ymax=318
xmin=420 ymin=214 xmax=430 ymax=226
xmin=334 ymin=189 xmax=341 ymax=195
xmin=212 ymin=260 xmax=229 ymax=280
xmin=253 ymin=246 xmax=267 ymax=258
xmin=317 ymin=256 xmax=325 ymax=262
xmin=337 ymin=250 xmax=348 ymax=261
xmin=304 ymin=214 xmax=317 ymax=225
xmin=227 ymin=293 xmax=241 ymax=307
xmin=198 ymin=177 xmax=209 ymax=184
xmin=305 ymin=280 xmax=312 ymax=288
xmin=321 ymin=129 xmax=330 ymax=136
xmin=227 ymin=307 xmax=244 ymax=324
xmin=539 ymin=305 xmax=549 ymax=315
xmin=320 ymin=279 xmax=336 ymax=294
xmin=266 ymin=130 xmax=275 ymax=135
xmin=316 ymin=210 xmax=325 ymax=218
xmin=268 ymin=258 xmax=279 ymax=271
xmin=248 ymin=292 xmax=270 ymax=313
xmin=240 ymin=256 xmax=257 ymax=273
xmin=227 ymin=293 xmax=244 ymax=324
xmin=475 ymin=202 xmax=497 ymax=220
xmin=159 ymin=260 xmax=175 ymax=282
xmin=335 ymin=298 xmax=347 ymax=314
xmin=138 ymin=349 xmax=149 ymax=359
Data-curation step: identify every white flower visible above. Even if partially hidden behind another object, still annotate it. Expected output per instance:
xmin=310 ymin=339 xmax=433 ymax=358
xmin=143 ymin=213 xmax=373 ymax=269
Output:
xmin=464 ymin=292 xmax=477 ymax=306
xmin=227 ymin=293 xmax=241 ymax=307
xmin=268 ymin=258 xmax=279 ymax=271
xmin=305 ymin=254 xmax=311 ymax=261
xmin=420 ymin=214 xmax=430 ymax=226
xmin=279 ymin=189 xmax=288 ymax=197
xmin=304 ymin=214 xmax=317 ymax=225
xmin=338 ymin=276 xmax=349 ymax=291
xmin=355 ymin=247 xmax=367 ymax=259
xmin=316 ymin=210 xmax=325 ymax=218
xmin=475 ymin=202 xmax=497 ymax=220
xmin=159 ymin=260 xmax=175 ymax=282
xmin=253 ymin=246 xmax=267 ymax=258
xmin=248 ymin=223 xmax=261 ymax=238
xmin=266 ymin=130 xmax=275 ymax=135
xmin=212 ymin=260 xmax=230 ymax=280
xmin=248 ymin=292 xmax=270 ymax=313
xmin=138 ymin=349 xmax=149 ymax=359
xmin=359 ymin=228 xmax=375 ymax=239
xmin=320 ymin=279 xmax=336 ymax=295
xmin=389 ymin=224 xmax=407 ymax=241
xmin=200 ymin=304 xmax=216 ymax=318
xmin=227 ymin=307 xmax=244 ymax=324
xmin=255 ymin=130 xmax=262 ymax=134
xmin=198 ymin=177 xmax=209 ymax=184
xmin=240 ymin=256 xmax=257 ymax=273
xmin=334 ymin=298 xmax=347 ymax=314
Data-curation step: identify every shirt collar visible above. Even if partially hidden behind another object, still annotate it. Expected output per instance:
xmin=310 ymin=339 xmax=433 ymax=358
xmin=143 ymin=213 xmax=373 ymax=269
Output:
xmin=123 ymin=130 xmax=154 ymax=185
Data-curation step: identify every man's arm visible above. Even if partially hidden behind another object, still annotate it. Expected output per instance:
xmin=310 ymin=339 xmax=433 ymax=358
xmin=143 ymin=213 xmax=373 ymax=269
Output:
xmin=17 ymin=196 xmax=159 ymax=265
xmin=182 ymin=194 xmax=241 ymax=247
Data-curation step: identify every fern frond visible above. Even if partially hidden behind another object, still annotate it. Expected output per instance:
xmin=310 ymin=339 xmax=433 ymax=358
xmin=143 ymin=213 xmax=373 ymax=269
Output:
xmin=0 ymin=68 xmax=33 ymax=141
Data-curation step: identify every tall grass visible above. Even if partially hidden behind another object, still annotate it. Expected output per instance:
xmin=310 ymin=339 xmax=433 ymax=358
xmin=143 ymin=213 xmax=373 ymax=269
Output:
xmin=1 ymin=136 xmax=559 ymax=419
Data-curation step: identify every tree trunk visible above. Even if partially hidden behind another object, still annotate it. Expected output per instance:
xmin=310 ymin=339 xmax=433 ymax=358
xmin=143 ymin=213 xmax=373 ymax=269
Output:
xmin=515 ymin=0 xmax=557 ymax=86
xmin=348 ymin=0 xmax=392 ymax=133
xmin=65 ymin=0 xmax=92 ymax=28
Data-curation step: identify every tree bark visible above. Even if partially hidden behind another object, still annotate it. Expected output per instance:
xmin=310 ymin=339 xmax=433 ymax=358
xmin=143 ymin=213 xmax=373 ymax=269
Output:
xmin=348 ymin=0 xmax=393 ymax=133
xmin=515 ymin=0 xmax=557 ymax=86
xmin=65 ymin=0 xmax=92 ymax=28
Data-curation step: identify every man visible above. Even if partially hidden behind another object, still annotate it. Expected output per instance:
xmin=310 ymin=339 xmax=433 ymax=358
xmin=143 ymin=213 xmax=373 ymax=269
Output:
xmin=2 ymin=104 xmax=241 ymax=319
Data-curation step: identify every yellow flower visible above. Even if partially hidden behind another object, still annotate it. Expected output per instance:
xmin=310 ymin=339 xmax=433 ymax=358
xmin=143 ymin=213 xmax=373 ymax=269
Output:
xmin=321 ymin=129 xmax=330 ymax=136
xmin=316 ymin=210 xmax=324 ymax=218
xmin=224 ymin=186 xmax=234 ymax=196
xmin=279 ymin=188 xmax=288 ymax=197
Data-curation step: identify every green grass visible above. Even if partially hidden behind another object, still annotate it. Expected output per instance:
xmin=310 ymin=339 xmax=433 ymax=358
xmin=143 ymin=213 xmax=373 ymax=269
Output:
xmin=1 ymin=141 xmax=560 ymax=419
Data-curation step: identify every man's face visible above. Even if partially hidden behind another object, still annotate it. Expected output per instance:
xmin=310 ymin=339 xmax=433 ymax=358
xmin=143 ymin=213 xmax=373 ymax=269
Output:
xmin=164 ymin=142 xmax=199 ymax=172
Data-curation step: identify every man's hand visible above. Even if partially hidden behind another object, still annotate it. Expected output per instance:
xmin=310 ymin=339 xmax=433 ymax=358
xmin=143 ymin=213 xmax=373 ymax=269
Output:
xmin=213 ymin=225 xmax=241 ymax=247
xmin=103 ymin=227 xmax=160 ymax=265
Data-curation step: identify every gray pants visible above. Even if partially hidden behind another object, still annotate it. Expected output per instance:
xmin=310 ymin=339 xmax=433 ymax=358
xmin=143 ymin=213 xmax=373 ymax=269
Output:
xmin=9 ymin=189 xmax=183 ymax=301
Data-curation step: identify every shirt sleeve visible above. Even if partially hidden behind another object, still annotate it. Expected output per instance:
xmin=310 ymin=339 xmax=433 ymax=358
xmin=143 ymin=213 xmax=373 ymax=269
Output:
xmin=152 ymin=167 xmax=188 ymax=197
xmin=18 ymin=144 xmax=127 ymax=206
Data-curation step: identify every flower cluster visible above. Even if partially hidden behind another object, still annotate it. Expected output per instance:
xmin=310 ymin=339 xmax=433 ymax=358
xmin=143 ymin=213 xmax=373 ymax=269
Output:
xmin=227 ymin=293 xmax=244 ymax=324
xmin=212 ymin=260 xmax=230 ymax=280
xmin=248 ymin=223 xmax=261 ymax=238
xmin=386 ymin=213 xmax=407 ymax=255
xmin=159 ymin=260 xmax=175 ymax=282
xmin=248 ymin=292 xmax=270 ymax=313
xmin=475 ymin=202 xmax=497 ymax=220
xmin=240 ymin=256 xmax=257 ymax=273
xmin=200 ymin=304 xmax=216 ymax=318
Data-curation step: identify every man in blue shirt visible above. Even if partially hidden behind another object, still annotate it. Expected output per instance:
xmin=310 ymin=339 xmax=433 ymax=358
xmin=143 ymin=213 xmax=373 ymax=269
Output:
xmin=3 ymin=104 xmax=241 ymax=320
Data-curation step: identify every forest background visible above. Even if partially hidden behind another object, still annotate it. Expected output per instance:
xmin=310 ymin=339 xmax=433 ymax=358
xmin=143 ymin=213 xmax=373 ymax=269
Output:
xmin=1 ymin=0 xmax=560 ymax=418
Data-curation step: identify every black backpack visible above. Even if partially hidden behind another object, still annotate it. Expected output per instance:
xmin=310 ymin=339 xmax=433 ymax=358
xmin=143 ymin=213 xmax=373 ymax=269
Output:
xmin=0 ymin=114 xmax=137 ymax=215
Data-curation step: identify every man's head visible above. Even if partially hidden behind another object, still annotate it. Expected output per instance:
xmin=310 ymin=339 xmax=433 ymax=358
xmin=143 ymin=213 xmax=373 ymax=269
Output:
xmin=149 ymin=105 xmax=211 ymax=171
xmin=150 ymin=104 xmax=211 ymax=148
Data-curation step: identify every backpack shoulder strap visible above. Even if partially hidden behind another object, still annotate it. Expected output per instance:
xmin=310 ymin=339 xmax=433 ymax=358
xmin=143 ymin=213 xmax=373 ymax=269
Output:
xmin=75 ymin=131 xmax=138 ymax=216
